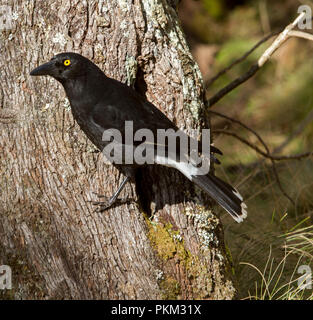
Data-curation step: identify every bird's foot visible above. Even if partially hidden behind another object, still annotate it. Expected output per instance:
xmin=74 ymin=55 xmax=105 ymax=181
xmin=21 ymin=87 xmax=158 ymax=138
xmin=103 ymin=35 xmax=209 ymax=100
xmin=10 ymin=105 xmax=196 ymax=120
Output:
xmin=89 ymin=192 xmax=132 ymax=212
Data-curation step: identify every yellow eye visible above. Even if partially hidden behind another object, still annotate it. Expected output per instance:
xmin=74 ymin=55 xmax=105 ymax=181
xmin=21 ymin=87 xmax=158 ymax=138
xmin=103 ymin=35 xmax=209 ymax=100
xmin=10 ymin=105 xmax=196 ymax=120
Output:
xmin=64 ymin=59 xmax=71 ymax=66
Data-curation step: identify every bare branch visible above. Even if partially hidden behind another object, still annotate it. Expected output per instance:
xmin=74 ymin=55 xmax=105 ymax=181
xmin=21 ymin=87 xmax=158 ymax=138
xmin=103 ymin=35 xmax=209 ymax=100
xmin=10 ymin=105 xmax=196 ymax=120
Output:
xmin=257 ymin=12 xmax=305 ymax=67
xmin=206 ymin=12 xmax=306 ymax=108
xmin=212 ymin=108 xmax=312 ymax=206
xmin=207 ymin=64 xmax=260 ymax=107
xmin=209 ymin=110 xmax=268 ymax=153
xmin=205 ymin=29 xmax=282 ymax=88
xmin=213 ymin=129 xmax=313 ymax=162
xmin=288 ymin=30 xmax=313 ymax=41
xmin=210 ymin=111 xmax=296 ymax=204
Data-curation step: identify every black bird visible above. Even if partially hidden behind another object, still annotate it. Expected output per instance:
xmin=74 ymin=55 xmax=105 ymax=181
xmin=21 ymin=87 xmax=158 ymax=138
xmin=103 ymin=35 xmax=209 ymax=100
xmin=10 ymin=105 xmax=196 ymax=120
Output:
xmin=30 ymin=52 xmax=247 ymax=223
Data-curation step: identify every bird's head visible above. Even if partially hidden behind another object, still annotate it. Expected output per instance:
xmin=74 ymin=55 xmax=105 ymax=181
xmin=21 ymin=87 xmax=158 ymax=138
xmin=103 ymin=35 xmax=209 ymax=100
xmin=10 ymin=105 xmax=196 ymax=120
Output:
xmin=30 ymin=52 xmax=88 ymax=81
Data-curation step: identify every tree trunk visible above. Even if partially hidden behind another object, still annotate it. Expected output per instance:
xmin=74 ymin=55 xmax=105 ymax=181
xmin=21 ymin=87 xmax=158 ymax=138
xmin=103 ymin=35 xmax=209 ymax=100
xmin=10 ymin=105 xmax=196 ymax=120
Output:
xmin=0 ymin=0 xmax=236 ymax=299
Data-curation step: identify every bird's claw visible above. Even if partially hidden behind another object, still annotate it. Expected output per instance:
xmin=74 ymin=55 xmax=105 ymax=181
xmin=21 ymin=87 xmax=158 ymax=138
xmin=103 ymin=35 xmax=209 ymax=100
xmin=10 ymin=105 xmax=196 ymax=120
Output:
xmin=88 ymin=193 xmax=132 ymax=212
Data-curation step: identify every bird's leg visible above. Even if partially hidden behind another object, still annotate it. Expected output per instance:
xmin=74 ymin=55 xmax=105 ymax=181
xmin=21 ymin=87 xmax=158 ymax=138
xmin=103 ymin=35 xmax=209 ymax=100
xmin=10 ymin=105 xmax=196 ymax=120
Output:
xmin=91 ymin=176 xmax=131 ymax=211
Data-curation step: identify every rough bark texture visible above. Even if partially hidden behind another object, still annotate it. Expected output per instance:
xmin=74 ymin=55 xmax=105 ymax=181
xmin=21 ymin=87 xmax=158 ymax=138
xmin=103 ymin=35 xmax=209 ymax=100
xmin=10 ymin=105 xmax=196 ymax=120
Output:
xmin=0 ymin=0 xmax=236 ymax=299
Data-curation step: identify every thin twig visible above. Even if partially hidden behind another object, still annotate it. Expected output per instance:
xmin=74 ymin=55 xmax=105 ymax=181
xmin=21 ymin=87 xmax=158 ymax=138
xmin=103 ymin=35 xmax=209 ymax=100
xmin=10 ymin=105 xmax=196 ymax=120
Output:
xmin=257 ymin=12 xmax=305 ymax=67
xmin=287 ymin=30 xmax=313 ymax=42
xmin=209 ymin=110 xmax=268 ymax=153
xmin=206 ymin=12 xmax=312 ymax=203
xmin=213 ymin=129 xmax=313 ymax=162
xmin=211 ymin=109 xmax=313 ymax=204
xmin=207 ymin=64 xmax=260 ymax=107
xmin=212 ymin=125 xmax=295 ymax=205
xmin=210 ymin=110 xmax=295 ymax=203
xmin=213 ymin=124 xmax=312 ymax=205
xmin=205 ymin=29 xmax=282 ymax=88
xmin=214 ymin=128 xmax=311 ymax=204
xmin=205 ymin=28 xmax=313 ymax=89
xmin=206 ymin=12 xmax=306 ymax=108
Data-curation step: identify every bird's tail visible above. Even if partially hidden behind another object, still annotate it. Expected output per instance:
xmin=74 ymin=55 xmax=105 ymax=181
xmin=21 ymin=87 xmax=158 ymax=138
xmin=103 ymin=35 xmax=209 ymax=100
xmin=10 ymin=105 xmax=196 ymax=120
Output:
xmin=191 ymin=173 xmax=247 ymax=223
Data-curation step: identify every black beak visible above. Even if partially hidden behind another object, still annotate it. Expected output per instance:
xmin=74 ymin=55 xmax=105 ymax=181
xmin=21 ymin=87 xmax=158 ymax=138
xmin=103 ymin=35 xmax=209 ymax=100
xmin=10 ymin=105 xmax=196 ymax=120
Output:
xmin=30 ymin=60 xmax=55 ymax=76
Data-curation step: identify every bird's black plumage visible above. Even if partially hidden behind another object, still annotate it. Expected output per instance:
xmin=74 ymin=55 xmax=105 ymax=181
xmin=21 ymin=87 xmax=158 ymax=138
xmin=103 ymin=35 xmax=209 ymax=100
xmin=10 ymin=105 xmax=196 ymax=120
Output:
xmin=30 ymin=52 xmax=247 ymax=223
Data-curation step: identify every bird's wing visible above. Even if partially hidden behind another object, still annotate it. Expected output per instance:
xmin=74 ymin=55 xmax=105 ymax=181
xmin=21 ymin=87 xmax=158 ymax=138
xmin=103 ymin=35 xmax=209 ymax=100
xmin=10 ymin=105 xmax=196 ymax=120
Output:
xmin=90 ymin=81 xmax=221 ymax=163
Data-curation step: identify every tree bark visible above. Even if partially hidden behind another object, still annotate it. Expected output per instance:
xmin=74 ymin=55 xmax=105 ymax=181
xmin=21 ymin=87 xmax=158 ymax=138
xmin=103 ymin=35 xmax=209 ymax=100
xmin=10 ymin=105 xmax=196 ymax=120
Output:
xmin=0 ymin=0 xmax=236 ymax=299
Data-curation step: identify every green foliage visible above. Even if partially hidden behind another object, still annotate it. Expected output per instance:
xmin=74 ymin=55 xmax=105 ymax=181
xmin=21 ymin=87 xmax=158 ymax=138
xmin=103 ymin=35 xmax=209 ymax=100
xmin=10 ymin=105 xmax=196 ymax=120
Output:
xmin=202 ymin=0 xmax=225 ymax=19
